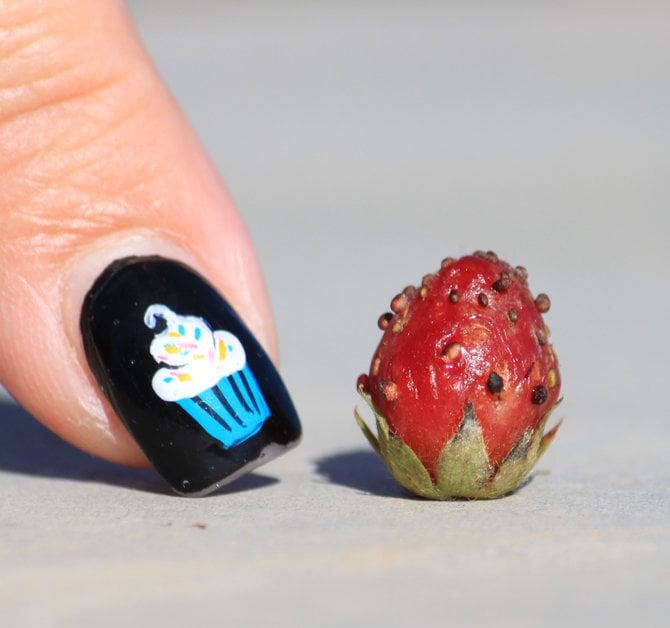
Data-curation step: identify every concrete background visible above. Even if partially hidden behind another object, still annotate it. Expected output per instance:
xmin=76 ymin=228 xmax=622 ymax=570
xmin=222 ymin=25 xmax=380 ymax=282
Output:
xmin=1 ymin=2 xmax=668 ymax=626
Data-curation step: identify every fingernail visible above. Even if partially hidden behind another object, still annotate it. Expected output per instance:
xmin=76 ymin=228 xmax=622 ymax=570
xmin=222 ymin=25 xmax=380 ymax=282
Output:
xmin=80 ymin=256 xmax=302 ymax=496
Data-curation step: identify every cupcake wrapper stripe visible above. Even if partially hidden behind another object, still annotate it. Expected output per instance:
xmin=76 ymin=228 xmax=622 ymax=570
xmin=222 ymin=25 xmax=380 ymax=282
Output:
xmin=177 ymin=365 xmax=271 ymax=448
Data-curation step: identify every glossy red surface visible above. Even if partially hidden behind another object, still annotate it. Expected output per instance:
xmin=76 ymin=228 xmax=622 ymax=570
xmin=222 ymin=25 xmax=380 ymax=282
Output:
xmin=364 ymin=254 xmax=561 ymax=474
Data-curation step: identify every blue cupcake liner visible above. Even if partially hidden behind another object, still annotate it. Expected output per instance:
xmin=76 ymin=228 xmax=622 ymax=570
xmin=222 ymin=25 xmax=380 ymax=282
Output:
xmin=177 ymin=364 xmax=271 ymax=448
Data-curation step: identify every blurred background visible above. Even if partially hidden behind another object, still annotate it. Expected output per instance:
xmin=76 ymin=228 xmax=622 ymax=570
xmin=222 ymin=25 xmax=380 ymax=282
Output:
xmin=2 ymin=1 xmax=668 ymax=626
xmin=128 ymin=1 xmax=668 ymax=430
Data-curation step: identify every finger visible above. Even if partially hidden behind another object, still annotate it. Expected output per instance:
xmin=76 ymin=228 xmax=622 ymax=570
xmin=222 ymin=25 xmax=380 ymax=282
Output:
xmin=0 ymin=1 xmax=300 ymax=492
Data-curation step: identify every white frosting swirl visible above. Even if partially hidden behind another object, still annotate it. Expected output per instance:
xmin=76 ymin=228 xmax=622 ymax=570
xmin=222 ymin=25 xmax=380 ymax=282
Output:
xmin=144 ymin=304 xmax=246 ymax=401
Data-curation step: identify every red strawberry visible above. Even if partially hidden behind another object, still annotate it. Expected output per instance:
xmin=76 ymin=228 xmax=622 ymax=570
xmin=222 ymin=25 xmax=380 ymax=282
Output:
xmin=356 ymin=251 xmax=561 ymax=499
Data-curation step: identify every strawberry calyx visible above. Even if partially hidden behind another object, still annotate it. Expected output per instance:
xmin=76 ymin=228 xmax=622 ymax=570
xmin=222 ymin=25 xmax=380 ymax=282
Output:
xmin=356 ymin=383 xmax=562 ymax=500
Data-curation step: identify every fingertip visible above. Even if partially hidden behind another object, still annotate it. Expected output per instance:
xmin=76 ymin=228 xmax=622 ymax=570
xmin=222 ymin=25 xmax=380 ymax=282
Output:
xmin=0 ymin=0 xmax=285 ymax=473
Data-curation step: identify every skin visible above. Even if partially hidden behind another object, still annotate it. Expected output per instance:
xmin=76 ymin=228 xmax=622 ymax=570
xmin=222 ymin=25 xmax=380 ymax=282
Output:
xmin=364 ymin=254 xmax=561 ymax=475
xmin=0 ymin=1 xmax=276 ymax=466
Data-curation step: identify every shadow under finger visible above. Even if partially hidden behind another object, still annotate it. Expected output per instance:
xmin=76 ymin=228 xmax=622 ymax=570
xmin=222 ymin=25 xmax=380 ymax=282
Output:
xmin=0 ymin=401 xmax=277 ymax=496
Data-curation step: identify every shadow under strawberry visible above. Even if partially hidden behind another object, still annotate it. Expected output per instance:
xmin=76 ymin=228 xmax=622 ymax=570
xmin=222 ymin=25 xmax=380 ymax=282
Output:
xmin=315 ymin=449 xmax=423 ymax=498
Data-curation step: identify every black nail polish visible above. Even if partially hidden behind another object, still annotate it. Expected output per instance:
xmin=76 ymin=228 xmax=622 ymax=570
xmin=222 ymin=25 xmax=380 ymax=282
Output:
xmin=81 ymin=256 xmax=302 ymax=496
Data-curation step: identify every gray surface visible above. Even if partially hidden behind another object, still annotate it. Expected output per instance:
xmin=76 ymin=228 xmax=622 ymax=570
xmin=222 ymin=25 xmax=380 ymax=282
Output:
xmin=1 ymin=2 xmax=668 ymax=626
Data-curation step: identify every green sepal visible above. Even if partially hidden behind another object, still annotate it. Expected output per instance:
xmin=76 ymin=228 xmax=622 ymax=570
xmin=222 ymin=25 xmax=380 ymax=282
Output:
xmin=355 ymin=385 xmax=562 ymax=500
xmin=537 ymin=400 xmax=563 ymax=459
xmin=434 ymin=403 xmax=493 ymax=498
xmin=354 ymin=406 xmax=381 ymax=456
xmin=484 ymin=427 xmax=535 ymax=498
xmin=377 ymin=413 xmax=438 ymax=499
xmin=356 ymin=387 xmax=438 ymax=498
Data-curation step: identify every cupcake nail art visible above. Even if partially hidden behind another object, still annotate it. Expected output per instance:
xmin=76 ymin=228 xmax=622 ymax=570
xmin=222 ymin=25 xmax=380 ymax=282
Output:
xmin=144 ymin=304 xmax=271 ymax=448
xmin=81 ymin=256 xmax=302 ymax=496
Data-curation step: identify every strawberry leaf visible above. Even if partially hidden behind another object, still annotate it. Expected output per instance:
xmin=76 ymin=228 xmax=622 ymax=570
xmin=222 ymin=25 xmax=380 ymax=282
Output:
xmin=376 ymin=414 xmax=438 ymax=499
xmin=434 ymin=403 xmax=493 ymax=498
xmin=354 ymin=406 xmax=381 ymax=456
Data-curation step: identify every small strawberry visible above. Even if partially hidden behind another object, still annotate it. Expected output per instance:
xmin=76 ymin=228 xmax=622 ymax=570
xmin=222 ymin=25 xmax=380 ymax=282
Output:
xmin=356 ymin=251 xmax=561 ymax=499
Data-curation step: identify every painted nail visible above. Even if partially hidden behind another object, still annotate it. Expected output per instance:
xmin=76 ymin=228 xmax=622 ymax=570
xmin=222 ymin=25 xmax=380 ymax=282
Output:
xmin=81 ymin=256 xmax=302 ymax=496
